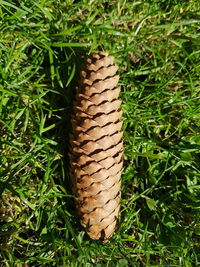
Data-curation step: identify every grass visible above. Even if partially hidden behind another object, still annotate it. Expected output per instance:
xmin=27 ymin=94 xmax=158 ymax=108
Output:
xmin=0 ymin=0 xmax=200 ymax=266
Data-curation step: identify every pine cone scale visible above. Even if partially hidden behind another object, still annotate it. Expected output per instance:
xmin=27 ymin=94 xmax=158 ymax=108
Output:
xmin=77 ymin=87 xmax=120 ymax=108
xmin=81 ymin=76 xmax=120 ymax=96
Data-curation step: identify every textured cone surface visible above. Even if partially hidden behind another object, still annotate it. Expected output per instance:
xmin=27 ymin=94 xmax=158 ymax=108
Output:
xmin=70 ymin=51 xmax=123 ymax=241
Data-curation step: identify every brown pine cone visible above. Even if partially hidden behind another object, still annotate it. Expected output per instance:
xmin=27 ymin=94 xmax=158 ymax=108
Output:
xmin=70 ymin=51 xmax=123 ymax=241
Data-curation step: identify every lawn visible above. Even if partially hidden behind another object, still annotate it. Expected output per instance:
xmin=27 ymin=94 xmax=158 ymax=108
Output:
xmin=0 ymin=0 xmax=200 ymax=266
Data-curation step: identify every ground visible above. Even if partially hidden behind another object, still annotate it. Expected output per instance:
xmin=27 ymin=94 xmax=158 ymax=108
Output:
xmin=0 ymin=0 xmax=200 ymax=266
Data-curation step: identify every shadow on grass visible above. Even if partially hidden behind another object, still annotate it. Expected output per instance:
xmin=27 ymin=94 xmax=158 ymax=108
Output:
xmin=39 ymin=47 xmax=87 ymax=206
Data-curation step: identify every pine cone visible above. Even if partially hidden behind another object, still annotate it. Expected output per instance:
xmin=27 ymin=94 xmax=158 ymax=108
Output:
xmin=70 ymin=51 xmax=123 ymax=241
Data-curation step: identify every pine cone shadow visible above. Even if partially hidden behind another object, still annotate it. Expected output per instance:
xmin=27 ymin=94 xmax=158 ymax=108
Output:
xmin=39 ymin=47 xmax=87 ymax=208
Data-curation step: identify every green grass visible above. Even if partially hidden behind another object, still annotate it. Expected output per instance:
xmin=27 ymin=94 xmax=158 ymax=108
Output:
xmin=0 ymin=0 xmax=200 ymax=266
